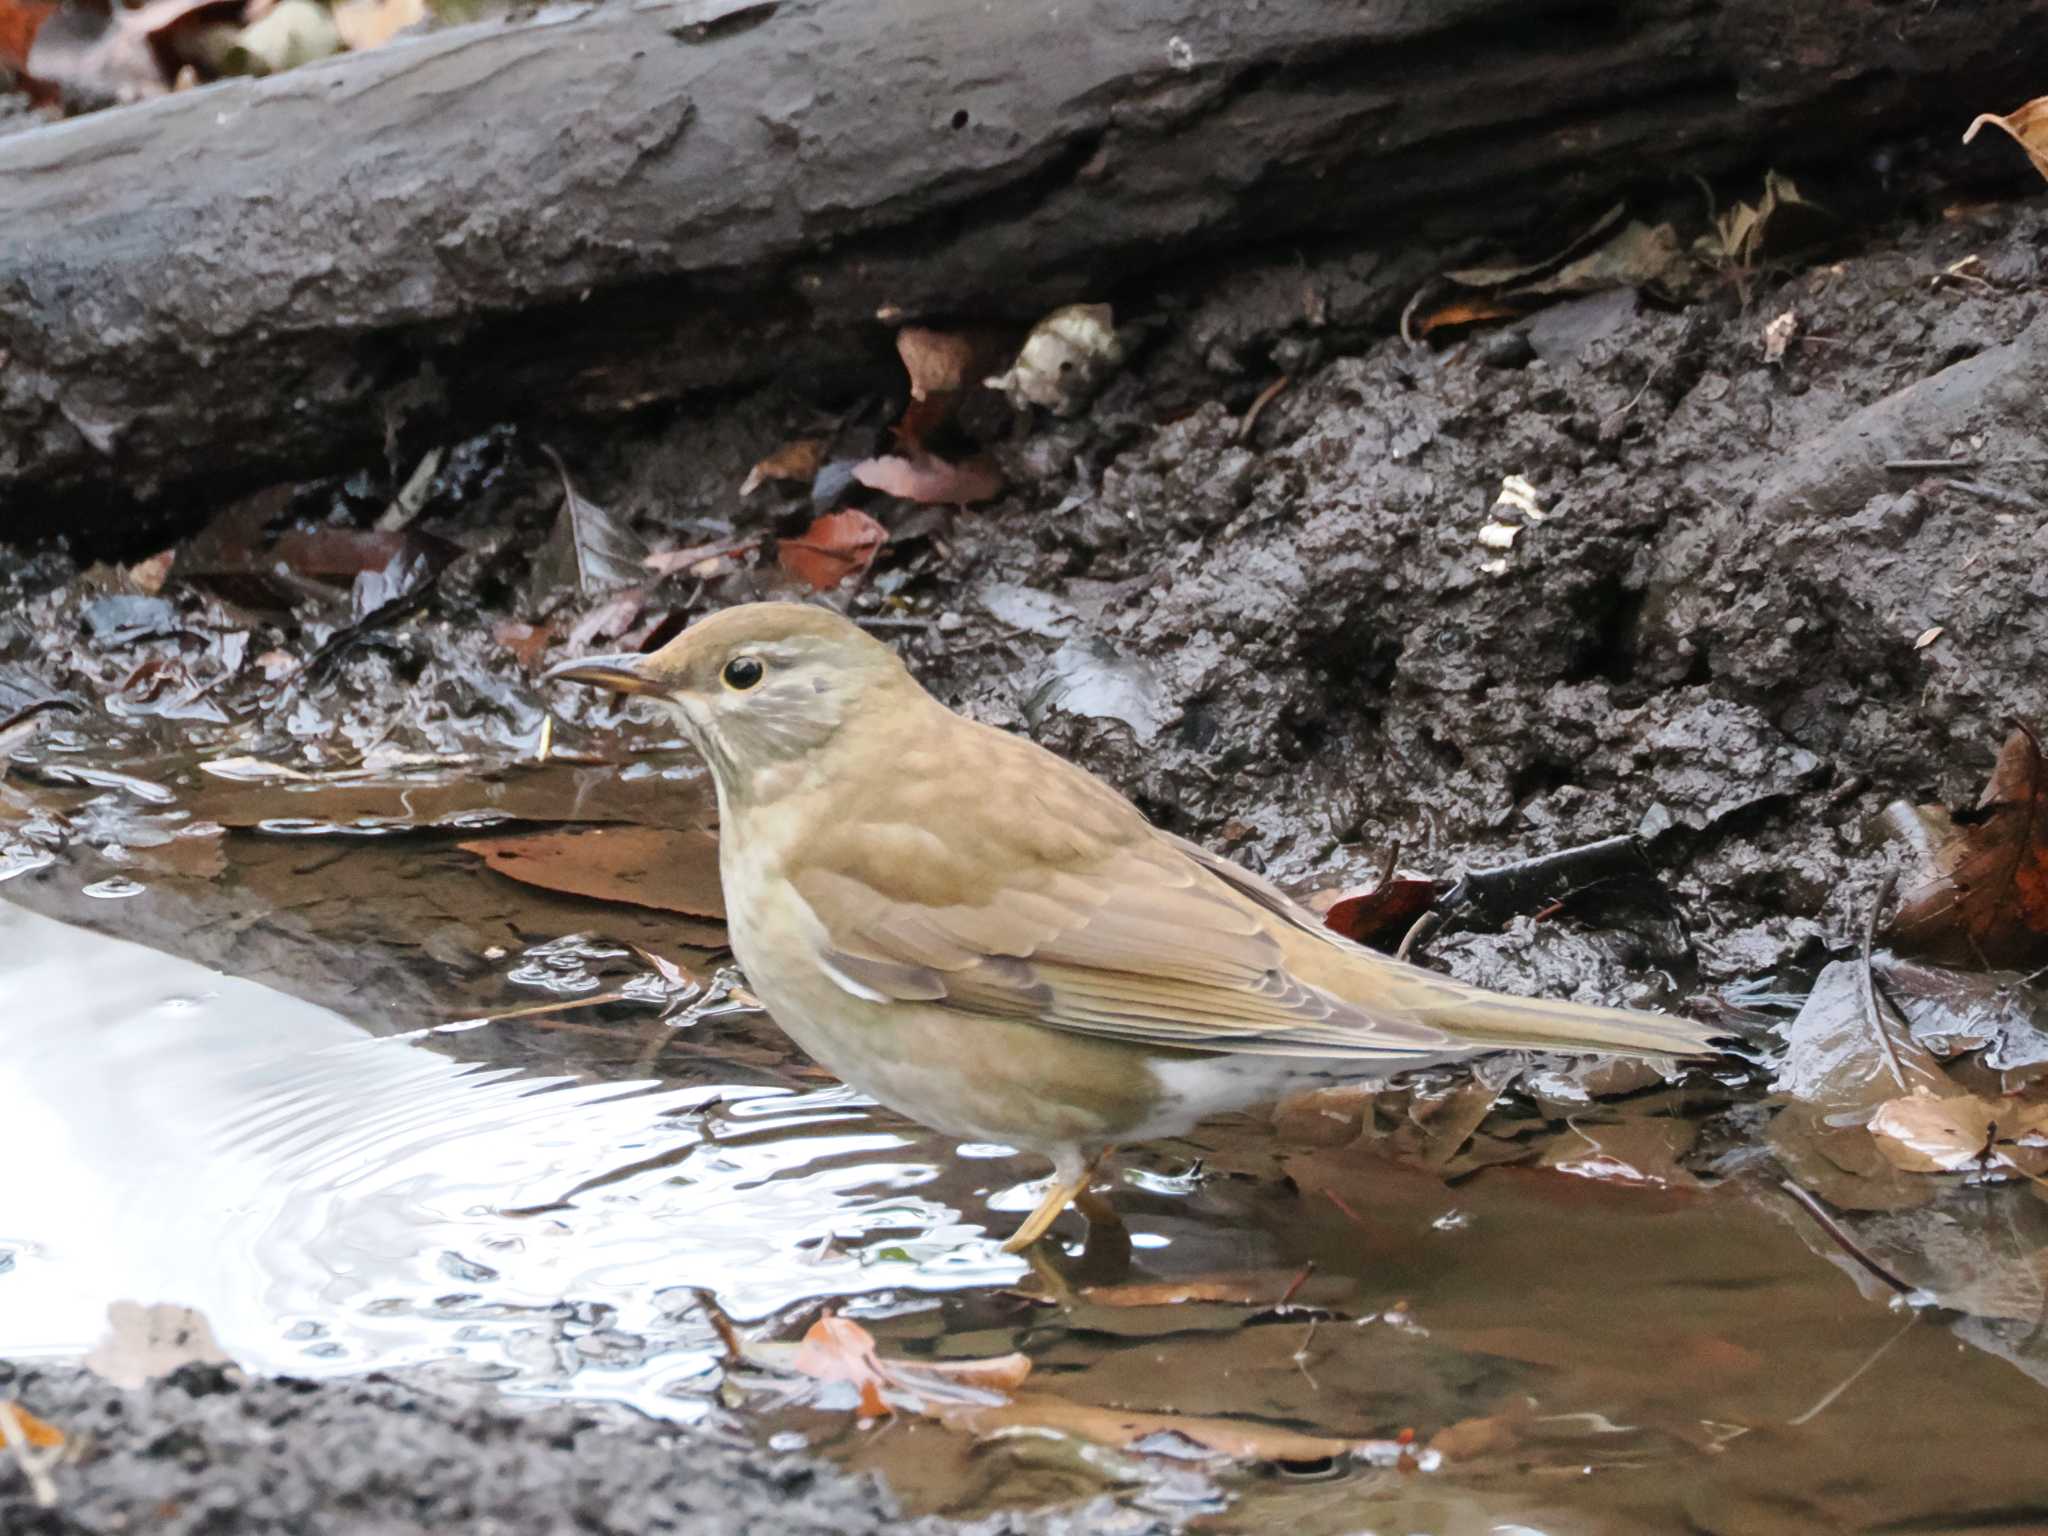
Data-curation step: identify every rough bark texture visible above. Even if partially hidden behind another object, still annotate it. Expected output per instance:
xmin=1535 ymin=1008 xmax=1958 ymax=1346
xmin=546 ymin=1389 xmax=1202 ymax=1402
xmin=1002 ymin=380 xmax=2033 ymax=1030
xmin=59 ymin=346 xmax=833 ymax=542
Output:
xmin=2 ymin=0 xmax=2045 ymax=534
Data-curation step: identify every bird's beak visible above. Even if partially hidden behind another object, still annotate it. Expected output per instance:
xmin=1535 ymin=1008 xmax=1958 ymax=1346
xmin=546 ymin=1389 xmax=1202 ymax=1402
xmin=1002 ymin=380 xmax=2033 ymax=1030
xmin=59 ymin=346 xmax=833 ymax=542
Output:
xmin=542 ymin=651 xmax=661 ymax=695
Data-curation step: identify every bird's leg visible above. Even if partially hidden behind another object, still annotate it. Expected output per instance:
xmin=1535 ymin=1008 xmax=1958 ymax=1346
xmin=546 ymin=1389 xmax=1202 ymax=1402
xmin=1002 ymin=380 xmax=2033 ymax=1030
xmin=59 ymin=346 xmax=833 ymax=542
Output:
xmin=1001 ymin=1147 xmax=1116 ymax=1254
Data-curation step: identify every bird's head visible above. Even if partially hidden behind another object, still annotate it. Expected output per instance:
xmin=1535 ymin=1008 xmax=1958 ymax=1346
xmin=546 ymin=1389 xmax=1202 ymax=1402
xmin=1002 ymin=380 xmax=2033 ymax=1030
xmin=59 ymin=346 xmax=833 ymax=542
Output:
xmin=545 ymin=602 xmax=916 ymax=808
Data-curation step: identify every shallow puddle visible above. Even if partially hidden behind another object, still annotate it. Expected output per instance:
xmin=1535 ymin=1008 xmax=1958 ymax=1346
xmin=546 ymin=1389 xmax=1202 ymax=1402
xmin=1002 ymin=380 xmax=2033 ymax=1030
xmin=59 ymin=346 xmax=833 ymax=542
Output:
xmin=3 ymin=743 xmax=2047 ymax=1534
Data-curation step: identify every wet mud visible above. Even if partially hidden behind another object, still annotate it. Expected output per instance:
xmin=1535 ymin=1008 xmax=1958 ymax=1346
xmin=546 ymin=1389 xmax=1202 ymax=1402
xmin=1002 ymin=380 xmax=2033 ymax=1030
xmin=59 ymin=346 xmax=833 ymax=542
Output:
xmin=2 ymin=183 xmax=2047 ymax=1533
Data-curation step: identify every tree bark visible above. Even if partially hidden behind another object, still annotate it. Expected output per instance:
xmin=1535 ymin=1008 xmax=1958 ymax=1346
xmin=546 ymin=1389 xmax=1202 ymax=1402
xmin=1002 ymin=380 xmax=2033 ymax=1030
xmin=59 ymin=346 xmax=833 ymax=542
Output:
xmin=2 ymin=0 xmax=2042 ymax=535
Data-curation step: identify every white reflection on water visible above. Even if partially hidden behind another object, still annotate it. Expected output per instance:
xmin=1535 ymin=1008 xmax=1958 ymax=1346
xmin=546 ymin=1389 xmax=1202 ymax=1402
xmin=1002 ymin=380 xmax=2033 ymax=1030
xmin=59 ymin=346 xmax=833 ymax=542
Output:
xmin=0 ymin=902 xmax=1020 ymax=1416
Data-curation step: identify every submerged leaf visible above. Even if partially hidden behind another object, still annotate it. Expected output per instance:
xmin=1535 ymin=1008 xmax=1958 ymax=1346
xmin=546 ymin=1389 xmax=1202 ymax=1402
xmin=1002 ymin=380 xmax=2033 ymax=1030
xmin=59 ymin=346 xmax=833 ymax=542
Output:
xmin=461 ymin=825 xmax=726 ymax=920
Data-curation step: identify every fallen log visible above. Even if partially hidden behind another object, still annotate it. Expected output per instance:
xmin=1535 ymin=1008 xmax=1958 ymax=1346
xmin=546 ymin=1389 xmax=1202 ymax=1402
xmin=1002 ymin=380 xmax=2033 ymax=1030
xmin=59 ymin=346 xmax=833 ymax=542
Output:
xmin=1 ymin=0 xmax=2042 ymax=537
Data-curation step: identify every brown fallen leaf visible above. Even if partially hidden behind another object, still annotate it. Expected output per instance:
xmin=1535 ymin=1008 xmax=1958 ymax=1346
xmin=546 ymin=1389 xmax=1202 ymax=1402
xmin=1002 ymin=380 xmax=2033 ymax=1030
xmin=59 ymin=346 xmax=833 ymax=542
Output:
xmin=330 ymin=0 xmax=422 ymax=51
xmin=852 ymin=452 xmax=1002 ymax=506
xmin=952 ymin=1392 xmax=1410 ymax=1466
xmin=1889 ymin=723 xmax=2048 ymax=969
xmin=492 ymin=620 xmax=555 ymax=669
xmin=1078 ymin=1271 xmax=1308 ymax=1309
xmin=0 ymin=0 xmax=57 ymax=77
xmin=25 ymin=0 xmax=232 ymax=105
xmin=774 ymin=1314 xmax=1032 ymax=1418
xmin=642 ymin=537 xmax=760 ymax=579
xmin=1416 ymin=297 xmax=1521 ymax=336
xmin=777 ymin=509 xmax=888 ymax=592
xmin=1964 ymin=96 xmax=2048 ymax=184
xmin=1536 ymin=1116 xmax=1701 ymax=1188
xmin=0 ymin=1401 xmax=64 ymax=1450
xmin=1314 ymin=870 xmax=1438 ymax=949
xmin=461 ymin=825 xmax=726 ymax=920
xmin=739 ymin=439 xmax=825 ymax=497
xmin=896 ymin=327 xmax=977 ymax=402
xmin=1867 ymin=1088 xmax=2048 ymax=1176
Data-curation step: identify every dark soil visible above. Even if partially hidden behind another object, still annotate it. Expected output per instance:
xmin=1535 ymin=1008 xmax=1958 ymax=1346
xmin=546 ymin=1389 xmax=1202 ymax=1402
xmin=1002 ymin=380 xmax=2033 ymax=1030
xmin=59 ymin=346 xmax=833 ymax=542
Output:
xmin=0 ymin=1362 xmax=955 ymax=1536
xmin=3 ymin=181 xmax=2046 ymax=1531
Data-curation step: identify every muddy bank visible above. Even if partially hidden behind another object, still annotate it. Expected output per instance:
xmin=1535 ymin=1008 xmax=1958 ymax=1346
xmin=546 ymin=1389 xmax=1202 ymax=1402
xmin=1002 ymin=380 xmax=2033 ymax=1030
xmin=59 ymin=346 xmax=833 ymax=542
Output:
xmin=0 ymin=1362 xmax=955 ymax=1536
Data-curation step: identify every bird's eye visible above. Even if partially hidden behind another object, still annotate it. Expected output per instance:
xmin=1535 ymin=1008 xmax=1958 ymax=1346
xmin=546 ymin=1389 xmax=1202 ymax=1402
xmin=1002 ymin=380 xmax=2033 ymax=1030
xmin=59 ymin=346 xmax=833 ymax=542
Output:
xmin=721 ymin=655 xmax=765 ymax=691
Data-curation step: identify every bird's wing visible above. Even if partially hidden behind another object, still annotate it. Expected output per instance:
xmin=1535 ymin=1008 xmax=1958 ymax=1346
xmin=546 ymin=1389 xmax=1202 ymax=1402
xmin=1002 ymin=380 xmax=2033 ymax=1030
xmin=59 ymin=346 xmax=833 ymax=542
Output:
xmin=788 ymin=721 xmax=1453 ymax=1060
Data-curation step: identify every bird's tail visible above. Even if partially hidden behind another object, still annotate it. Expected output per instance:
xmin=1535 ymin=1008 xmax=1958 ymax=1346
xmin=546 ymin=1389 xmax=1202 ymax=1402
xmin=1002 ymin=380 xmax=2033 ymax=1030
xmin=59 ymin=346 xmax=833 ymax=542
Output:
xmin=1364 ymin=957 xmax=1722 ymax=1059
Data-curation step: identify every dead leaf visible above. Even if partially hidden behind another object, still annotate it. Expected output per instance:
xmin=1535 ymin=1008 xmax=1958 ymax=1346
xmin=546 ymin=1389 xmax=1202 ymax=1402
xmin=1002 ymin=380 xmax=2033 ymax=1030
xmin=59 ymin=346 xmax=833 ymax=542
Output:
xmin=1079 ymin=1272 xmax=1305 ymax=1309
xmin=1964 ymin=96 xmax=2048 ymax=184
xmin=330 ymin=0 xmax=421 ymax=51
xmin=739 ymin=439 xmax=824 ymax=497
xmin=125 ymin=547 xmax=175 ymax=594
xmin=897 ymin=327 xmax=977 ymax=401
xmin=851 ymin=453 xmax=1001 ymax=506
xmin=772 ymin=1313 xmax=1032 ymax=1419
xmin=1868 ymin=1089 xmax=2048 ymax=1176
xmin=1537 ymin=1116 xmax=1701 ymax=1188
xmin=1761 ymin=308 xmax=1797 ymax=365
xmin=642 ymin=537 xmax=760 ymax=577
xmin=0 ymin=0 xmax=56 ymax=76
xmin=952 ymin=1392 xmax=1408 ymax=1466
xmin=461 ymin=825 xmax=726 ymax=920
xmin=1444 ymin=203 xmax=1628 ymax=287
xmin=1315 ymin=870 xmax=1437 ymax=949
xmin=1889 ymin=724 xmax=2048 ymax=968
xmin=984 ymin=303 xmax=1123 ymax=415
xmin=527 ymin=448 xmax=647 ymax=607
xmin=0 ymin=1402 xmax=64 ymax=1450
xmin=491 ymin=620 xmax=555 ymax=669
xmin=777 ymin=508 xmax=887 ymax=591
xmin=25 ymin=0 xmax=232 ymax=104
xmin=1696 ymin=170 xmax=1829 ymax=269
xmin=272 ymin=527 xmax=454 ymax=584
xmin=84 ymin=1301 xmax=234 ymax=1389
xmin=1416 ymin=298 xmax=1522 ymax=335
xmin=228 ymin=0 xmax=339 ymax=72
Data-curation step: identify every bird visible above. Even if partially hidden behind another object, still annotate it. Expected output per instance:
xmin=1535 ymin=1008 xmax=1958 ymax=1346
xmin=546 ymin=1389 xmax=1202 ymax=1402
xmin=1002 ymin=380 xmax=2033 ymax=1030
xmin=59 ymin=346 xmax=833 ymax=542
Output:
xmin=546 ymin=602 xmax=1719 ymax=1252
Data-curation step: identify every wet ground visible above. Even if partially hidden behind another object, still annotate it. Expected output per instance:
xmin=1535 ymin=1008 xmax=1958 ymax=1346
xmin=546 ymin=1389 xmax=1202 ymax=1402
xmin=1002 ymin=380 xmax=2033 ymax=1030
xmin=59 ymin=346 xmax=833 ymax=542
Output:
xmin=3 ymin=179 xmax=2047 ymax=1533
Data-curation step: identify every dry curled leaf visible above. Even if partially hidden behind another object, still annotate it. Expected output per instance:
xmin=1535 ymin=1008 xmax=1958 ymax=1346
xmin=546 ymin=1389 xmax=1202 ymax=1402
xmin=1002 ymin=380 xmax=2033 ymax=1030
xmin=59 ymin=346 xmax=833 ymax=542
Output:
xmin=851 ymin=453 xmax=1001 ymax=506
xmin=777 ymin=508 xmax=887 ymax=591
xmin=528 ymin=448 xmax=647 ymax=606
xmin=739 ymin=439 xmax=824 ymax=497
xmin=1315 ymin=871 xmax=1438 ymax=949
xmin=1889 ymin=724 xmax=2048 ymax=968
xmin=896 ymin=327 xmax=977 ymax=401
xmin=1964 ymin=96 xmax=2048 ymax=184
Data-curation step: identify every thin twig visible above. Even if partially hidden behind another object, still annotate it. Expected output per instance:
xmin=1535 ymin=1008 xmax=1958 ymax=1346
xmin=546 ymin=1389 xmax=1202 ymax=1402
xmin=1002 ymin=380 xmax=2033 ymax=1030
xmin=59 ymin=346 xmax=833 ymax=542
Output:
xmin=1885 ymin=457 xmax=1978 ymax=472
xmin=1395 ymin=909 xmax=1441 ymax=963
xmin=1859 ymin=873 xmax=1910 ymax=1093
xmin=1787 ymin=1312 xmax=1918 ymax=1426
xmin=1277 ymin=1261 xmax=1316 ymax=1308
xmin=1777 ymin=1180 xmax=1913 ymax=1296
xmin=0 ymin=1402 xmax=61 ymax=1509
xmin=1236 ymin=375 xmax=1291 ymax=442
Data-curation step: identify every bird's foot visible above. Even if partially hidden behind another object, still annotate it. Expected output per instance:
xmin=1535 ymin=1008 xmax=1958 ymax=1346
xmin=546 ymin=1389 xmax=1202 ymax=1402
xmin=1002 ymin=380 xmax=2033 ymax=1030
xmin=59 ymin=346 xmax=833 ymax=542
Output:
xmin=1000 ymin=1148 xmax=1118 ymax=1254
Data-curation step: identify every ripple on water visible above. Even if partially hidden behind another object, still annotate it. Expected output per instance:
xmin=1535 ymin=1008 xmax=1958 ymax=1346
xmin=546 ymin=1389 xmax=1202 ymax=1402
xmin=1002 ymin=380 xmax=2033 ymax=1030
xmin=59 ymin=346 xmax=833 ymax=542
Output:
xmin=0 ymin=903 xmax=1023 ymax=1419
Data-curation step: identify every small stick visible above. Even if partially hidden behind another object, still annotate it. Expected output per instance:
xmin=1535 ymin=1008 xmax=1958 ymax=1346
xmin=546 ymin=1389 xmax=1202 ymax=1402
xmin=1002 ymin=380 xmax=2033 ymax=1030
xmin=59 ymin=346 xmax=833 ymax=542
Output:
xmin=1395 ymin=909 xmax=1441 ymax=963
xmin=0 ymin=1401 xmax=61 ymax=1509
xmin=1276 ymin=1261 xmax=1316 ymax=1307
xmin=1884 ymin=457 xmax=1978 ymax=472
xmin=1777 ymin=1180 xmax=1913 ymax=1296
xmin=1859 ymin=873 xmax=1910 ymax=1093
xmin=1236 ymin=376 xmax=1290 ymax=442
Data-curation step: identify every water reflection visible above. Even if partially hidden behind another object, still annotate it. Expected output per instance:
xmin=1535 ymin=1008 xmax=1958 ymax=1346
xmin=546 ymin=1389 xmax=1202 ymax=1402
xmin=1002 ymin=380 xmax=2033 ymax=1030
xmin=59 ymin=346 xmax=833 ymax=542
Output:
xmin=0 ymin=902 xmax=1020 ymax=1416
